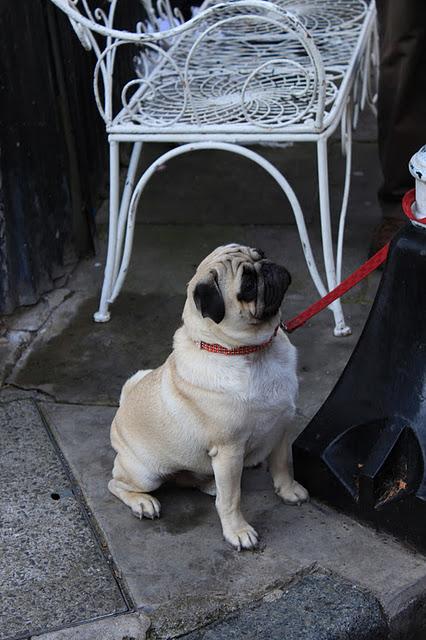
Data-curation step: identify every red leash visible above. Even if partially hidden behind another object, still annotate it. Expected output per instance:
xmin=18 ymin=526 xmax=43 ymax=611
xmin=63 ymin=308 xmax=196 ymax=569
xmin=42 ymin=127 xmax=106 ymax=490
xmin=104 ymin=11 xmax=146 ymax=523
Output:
xmin=283 ymin=190 xmax=423 ymax=333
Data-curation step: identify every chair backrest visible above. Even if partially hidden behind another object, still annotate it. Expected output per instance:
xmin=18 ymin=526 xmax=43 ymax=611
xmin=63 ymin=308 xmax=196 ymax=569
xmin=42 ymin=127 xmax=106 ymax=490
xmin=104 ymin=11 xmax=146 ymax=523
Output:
xmin=49 ymin=0 xmax=328 ymax=130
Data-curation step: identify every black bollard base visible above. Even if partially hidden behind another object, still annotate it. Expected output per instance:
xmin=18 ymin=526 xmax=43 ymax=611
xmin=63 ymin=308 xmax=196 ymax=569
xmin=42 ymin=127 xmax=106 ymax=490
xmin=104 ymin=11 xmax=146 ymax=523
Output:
xmin=293 ymin=221 xmax=426 ymax=550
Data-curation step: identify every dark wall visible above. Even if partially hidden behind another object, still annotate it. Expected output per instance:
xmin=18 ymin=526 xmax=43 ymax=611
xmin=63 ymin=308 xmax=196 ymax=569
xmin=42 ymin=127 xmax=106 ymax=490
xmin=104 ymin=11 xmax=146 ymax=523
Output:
xmin=0 ymin=0 xmax=107 ymax=314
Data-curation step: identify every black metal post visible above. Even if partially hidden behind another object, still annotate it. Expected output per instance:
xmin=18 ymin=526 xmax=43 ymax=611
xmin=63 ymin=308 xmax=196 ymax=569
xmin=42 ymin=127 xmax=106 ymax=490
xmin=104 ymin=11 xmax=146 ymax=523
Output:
xmin=293 ymin=220 xmax=426 ymax=550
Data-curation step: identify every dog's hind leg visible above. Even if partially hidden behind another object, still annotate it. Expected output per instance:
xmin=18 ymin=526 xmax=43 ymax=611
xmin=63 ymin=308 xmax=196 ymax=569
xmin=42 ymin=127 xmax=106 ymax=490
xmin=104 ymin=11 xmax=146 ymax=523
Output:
xmin=197 ymin=477 xmax=217 ymax=496
xmin=171 ymin=472 xmax=216 ymax=496
xmin=268 ymin=432 xmax=309 ymax=505
xmin=108 ymin=455 xmax=162 ymax=519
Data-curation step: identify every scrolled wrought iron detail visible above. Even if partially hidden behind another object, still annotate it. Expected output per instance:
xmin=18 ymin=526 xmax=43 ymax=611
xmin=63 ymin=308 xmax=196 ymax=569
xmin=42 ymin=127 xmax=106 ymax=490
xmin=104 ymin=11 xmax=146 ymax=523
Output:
xmin=49 ymin=0 xmax=370 ymax=131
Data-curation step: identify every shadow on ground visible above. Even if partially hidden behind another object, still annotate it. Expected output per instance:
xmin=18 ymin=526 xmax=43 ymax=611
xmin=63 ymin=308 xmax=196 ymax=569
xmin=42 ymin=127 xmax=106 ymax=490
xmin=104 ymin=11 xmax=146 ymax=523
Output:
xmin=11 ymin=293 xmax=184 ymax=405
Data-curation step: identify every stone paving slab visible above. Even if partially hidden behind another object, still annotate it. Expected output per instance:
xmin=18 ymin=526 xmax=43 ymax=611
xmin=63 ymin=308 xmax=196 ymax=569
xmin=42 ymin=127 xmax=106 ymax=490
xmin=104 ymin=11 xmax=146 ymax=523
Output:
xmin=33 ymin=612 xmax=151 ymax=640
xmin=0 ymin=400 xmax=128 ymax=640
xmin=183 ymin=570 xmax=388 ymax=640
xmin=41 ymin=402 xmax=426 ymax=639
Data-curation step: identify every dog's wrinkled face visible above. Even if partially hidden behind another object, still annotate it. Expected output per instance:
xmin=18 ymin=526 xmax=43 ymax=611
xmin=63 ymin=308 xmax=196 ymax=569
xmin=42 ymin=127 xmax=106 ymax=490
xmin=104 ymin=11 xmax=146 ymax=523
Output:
xmin=190 ymin=244 xmax=291 ymax=330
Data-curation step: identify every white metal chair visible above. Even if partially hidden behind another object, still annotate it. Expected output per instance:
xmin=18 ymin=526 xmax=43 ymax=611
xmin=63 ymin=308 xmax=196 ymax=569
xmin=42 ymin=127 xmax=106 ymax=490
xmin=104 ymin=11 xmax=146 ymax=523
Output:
xmin=49 ymin=0 xmax=377 ymax=335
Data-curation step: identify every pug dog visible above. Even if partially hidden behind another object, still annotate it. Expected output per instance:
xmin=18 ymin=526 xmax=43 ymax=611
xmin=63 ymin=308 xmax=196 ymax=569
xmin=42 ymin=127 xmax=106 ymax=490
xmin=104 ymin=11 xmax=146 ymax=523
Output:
xmin=108 ymin=244 xmax=308 ymax=550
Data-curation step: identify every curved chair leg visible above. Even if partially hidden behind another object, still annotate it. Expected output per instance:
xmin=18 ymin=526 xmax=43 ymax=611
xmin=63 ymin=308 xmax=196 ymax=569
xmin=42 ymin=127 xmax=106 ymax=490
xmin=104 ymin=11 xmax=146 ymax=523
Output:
xmin=336 ymin=103 xmax=353 ymax=284
xmin=112 ymin=141 xmax=143 ymax=285
xmin=109 ymin=141 xmax=328 ymax=311
xmin=317 ymin=137 xmax=351 ymax=337
xmin=94 ymin=140 xmax=120 ymax=322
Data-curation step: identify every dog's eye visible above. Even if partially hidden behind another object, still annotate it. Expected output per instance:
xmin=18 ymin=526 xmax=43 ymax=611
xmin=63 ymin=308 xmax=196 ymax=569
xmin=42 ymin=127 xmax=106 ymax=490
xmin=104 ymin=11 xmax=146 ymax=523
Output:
xmin=238 ymin=266 xmax=257 ymax=302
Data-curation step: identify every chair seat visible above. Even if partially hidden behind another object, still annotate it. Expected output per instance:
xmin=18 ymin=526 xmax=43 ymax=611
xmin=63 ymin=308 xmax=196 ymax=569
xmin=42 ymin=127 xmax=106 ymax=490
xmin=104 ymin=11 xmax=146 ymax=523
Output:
xmin=110 ymin=0 xmax=372 ymax=135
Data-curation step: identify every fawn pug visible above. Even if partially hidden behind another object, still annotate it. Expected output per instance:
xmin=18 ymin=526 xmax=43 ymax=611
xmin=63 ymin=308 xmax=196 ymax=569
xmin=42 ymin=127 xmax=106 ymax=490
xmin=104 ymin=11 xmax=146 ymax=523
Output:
xmin=109 ymin=244 xmax=308 ymax=550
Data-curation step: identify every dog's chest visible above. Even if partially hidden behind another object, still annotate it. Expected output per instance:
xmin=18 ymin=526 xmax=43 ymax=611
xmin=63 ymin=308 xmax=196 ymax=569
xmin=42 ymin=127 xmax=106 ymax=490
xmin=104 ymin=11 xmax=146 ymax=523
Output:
xmin=209 ymin=339 xmax=297 ymax=417
xmin=234 ymin=361 xmax=294 ymax=465
xmin=175 ymin=335 xmax=297 ymax=459
xmin=236 ymin=347 xmax=298 ymax=446
xmin=246 ymin=341 xmax=296 ymax=403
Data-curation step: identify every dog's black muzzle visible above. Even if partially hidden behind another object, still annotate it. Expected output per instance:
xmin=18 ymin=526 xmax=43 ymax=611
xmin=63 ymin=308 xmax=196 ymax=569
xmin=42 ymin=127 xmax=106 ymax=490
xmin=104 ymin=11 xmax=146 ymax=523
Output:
xmin=257 ymin=262 xmax=291 ymax=320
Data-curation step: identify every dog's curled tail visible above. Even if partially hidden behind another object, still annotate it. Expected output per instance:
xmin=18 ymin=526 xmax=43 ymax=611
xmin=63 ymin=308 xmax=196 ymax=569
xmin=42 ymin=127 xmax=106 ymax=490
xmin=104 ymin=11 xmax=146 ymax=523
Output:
xmin=119 ymin=369 xmax=152 ymax=405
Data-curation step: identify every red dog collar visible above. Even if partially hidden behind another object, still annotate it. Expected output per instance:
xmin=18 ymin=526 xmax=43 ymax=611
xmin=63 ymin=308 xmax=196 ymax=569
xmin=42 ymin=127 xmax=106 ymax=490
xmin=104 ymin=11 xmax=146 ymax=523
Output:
xmin=199 ymin=326 xmax=280 ymax=356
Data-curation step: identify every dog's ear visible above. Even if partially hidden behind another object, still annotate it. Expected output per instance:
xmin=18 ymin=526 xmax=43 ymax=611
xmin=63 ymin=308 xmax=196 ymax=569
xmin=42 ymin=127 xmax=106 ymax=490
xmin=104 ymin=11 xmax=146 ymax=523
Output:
xmin=193 ymin=270 xmax=225 ymax=324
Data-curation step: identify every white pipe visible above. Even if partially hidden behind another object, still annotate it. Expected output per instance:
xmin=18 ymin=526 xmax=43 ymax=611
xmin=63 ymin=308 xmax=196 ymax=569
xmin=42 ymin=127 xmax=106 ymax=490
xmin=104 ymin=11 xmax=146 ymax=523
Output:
xmin=409 ymin=145 xmax=426 ymax=219
xmin=112 ymin=141 xmax=143 ymax=284
xmin=94 ymin=140 xmax=120 ymax=322
xmin=336 ymin=103 xmax=353 ymax=284
xmin=316 ymin=138 xmax=351 ymax=337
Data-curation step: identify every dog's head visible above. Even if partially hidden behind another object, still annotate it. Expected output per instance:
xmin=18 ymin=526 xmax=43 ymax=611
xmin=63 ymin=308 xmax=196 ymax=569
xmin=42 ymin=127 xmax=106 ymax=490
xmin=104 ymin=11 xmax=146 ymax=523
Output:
xmin=184 ymin=244 xmax=291 ymax=343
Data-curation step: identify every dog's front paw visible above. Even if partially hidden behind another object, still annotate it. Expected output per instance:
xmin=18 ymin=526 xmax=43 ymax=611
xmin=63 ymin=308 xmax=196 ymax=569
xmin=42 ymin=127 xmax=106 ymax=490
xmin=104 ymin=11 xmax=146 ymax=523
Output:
xmin=223 ymin=522 xmax=259 ymax=551
xmin=276 ymin=480 xmax=309 ymax=505
xmin=130 ymin=494 xmax=161 ymax=520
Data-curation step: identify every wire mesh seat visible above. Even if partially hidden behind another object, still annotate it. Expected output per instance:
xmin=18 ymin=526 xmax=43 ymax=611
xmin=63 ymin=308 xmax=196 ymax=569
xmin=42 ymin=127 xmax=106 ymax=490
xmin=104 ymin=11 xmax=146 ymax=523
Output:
xmin=49 ymin=0 xmax=377 ymax=335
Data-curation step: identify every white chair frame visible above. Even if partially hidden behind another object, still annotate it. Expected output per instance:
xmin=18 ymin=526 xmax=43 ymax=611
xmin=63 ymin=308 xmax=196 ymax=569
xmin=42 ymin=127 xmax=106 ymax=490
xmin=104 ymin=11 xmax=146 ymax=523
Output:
xmin=49 ymin=0 xmax=377 ymax=336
